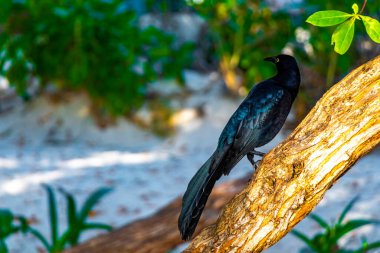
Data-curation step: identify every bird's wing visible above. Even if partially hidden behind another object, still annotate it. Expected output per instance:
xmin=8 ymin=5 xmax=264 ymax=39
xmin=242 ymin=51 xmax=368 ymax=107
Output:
xmin=233 ymin=85 xmax=288 ymax=148
xmin=216 ymin=84 xmax=291 ymax=174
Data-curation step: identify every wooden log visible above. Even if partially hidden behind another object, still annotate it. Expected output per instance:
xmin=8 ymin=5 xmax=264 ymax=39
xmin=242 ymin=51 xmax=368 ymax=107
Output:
xmin=64 ymin=176 xmax=250 ymax=253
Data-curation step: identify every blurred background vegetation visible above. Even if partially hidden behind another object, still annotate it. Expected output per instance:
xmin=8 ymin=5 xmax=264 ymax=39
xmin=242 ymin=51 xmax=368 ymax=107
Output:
xmin=0 ymin=0 xmax=379 ymax=133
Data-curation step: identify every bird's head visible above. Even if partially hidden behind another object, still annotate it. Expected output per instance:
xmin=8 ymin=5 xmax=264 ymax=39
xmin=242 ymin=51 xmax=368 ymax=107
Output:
xmin=264 ymin=54 xmax=298 ymax=72
xmin=264 ymin=54 xmax=300 ymax=94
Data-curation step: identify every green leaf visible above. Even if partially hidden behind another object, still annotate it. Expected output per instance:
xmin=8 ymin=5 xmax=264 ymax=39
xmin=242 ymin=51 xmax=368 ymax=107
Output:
xmin=362 ymin=241 xmax=380 ymax=251
xmin=306 ymin=11 xmax=353 ymax=27
xmin=291 ymin=230 xmax=318 ymax=251
xmin=42 ymin=184 xmax=58 ymax=246
xmin=331 ymin=17 xmax=356 ymax=55
xmin=335 ymin=219 xmax=380 ymax=240
xmin=352 ymin=4 xmax=359 ymax=14
xmin=0 ymin=239 xmax=8 ymax=253
xmin=28 ymin=228 xmax=51 ymax=251
xmin=58 ymin=188 xmax=77 ymax=232
xmin=0 ymin=210 xmax=13 ymax=237
xmin=309 ymin=213 xmax=330 ymax=229
xmin=53 ymin=230 xmax=72 ymax=251
xmin=360 ymin=15 xmax=380 ymax=43
xmin=78 ymin=187 xmax=112 ymax=221
xmin=83 ymin=222 xmax=113 ymax=231
xmin=16 ymin=216 xmax=29 ymax=233
xmin=353 ymin=238 xmax=380 ymax=253
xmin=58 ymin=187 xmax=78 ymax=245
xmin=337 ymin=196 xmax=359 ymax=225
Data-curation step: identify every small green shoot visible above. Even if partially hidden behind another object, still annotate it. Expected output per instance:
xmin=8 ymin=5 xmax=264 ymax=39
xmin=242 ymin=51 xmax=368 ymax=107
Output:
xmin=292 ymin=197 xmax=380 ymax=253
xmin=59 ymin=186 xmax=113 ymax=246
xmin=28 ymin=184 xmax=112 ymax=252
xmin=306 ymin=2 xmax=380 ymax=54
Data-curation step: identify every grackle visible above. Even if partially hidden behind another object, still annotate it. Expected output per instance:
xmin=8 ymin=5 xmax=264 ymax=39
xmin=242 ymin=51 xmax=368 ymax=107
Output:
xmin=178 ymin=54 xmax=301 ymax=240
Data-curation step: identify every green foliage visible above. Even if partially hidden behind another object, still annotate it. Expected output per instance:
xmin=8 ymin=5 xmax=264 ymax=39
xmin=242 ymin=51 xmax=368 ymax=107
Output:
xmin=187 ymin=0 xmax=294 ymax=92
xmin=306 ymin=11 xmax=352 ymax=27
xmin=306 ymin=2 xmax=380 ymax=54
xmin=331 ymin=17 xmax=356 ymax=55
xmin=0 ymin=209 xmax=28 ymax=253
xmin=28 ymin=184 xmax=112 ymax=253
xmin=361 ymin=16 xmax=380 ymax=43
xmin=294 ymin=0 xmax=379 ymax=89
xmin=0 ymin=0 xmax=193 ymax=116
xmin=292 ymin=197 xmax=380 ymax=253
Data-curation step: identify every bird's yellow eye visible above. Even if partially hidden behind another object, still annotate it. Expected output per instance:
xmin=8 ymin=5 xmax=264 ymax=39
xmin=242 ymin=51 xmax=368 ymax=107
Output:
xmin=275 ymin=58 xmax=280 ymax=63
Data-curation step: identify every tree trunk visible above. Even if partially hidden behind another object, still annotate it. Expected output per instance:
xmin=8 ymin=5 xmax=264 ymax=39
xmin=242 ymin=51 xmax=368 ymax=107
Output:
xmin=64 ymin=176 xmax=249 ymax=253
xmin=185 ymin=56 xmax=380 ymax=252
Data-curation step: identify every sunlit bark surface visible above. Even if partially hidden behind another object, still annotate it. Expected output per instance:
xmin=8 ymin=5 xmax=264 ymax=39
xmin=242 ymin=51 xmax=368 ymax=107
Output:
xmin=186 ymin=55 xmax=380 ymax=252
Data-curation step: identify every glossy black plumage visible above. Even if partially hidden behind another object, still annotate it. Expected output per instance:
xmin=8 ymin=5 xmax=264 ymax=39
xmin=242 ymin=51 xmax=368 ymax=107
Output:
xmin=178 ymin=54 xmax=301 ymax=240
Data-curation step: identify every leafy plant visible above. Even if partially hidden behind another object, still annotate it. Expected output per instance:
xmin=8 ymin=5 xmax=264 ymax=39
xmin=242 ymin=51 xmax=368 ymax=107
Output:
xmin=0 ymin=0 xmax=193 ymax=117
xmin=0 ymin=209 xmax=29 ymax=253
xmin=306 ymin=1 xmax=380 ymax=54
xmin=289 ymin=0 xmax=379 ymax=107
xmin=187 ymin=0 xmax=294 ymax=93
xmin=28 ymin=184 xmax=112 ymax=253
xmin=292 ymin=197 xmax=380 ymax=253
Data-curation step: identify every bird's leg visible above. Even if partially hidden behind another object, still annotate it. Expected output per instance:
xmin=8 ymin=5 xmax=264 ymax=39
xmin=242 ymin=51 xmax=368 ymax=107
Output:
xmin=247 ymin=152 xmax=255 ymax=167
xmin=247 ymin=149 xmax=266 ymax=170
xmin=250 ymin=149 xmax=266 ymax=157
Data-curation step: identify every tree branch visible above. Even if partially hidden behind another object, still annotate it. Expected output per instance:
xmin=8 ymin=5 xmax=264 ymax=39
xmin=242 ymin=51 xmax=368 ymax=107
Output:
xmin=185 ymin=55 xmax=380 ymax=252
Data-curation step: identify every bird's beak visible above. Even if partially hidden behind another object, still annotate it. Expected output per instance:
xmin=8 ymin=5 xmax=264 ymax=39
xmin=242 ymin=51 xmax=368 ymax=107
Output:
xmin=264 ymin=56 xmax=277 ymax=63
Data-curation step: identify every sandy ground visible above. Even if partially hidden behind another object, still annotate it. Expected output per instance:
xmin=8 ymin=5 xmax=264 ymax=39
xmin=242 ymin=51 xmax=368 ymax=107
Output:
xmin=0 ymin=76 xmax=379 ymax=253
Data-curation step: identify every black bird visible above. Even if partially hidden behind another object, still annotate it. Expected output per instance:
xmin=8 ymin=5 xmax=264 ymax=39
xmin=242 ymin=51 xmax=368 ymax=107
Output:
xmin=178 ymin=54 xmax=301 ymax=240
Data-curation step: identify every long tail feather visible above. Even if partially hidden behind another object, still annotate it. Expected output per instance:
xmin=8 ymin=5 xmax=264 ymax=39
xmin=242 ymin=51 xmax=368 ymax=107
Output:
xmin=178 ymin=153 xmax=222 ymax=240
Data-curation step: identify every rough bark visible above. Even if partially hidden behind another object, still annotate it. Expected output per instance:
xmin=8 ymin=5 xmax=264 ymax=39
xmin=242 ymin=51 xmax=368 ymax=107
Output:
xmin=186 ymin=56 xmax=380 ymax=252
xmin=64 ymin=176 xmax=249 ymax=253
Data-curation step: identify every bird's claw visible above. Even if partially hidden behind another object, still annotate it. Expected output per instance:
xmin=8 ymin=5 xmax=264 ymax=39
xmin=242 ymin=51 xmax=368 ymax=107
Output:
xmin=247 ymin=152 xmax=255 ymax=169
xmin=247 ymin=150 xmax=265 ymax=170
